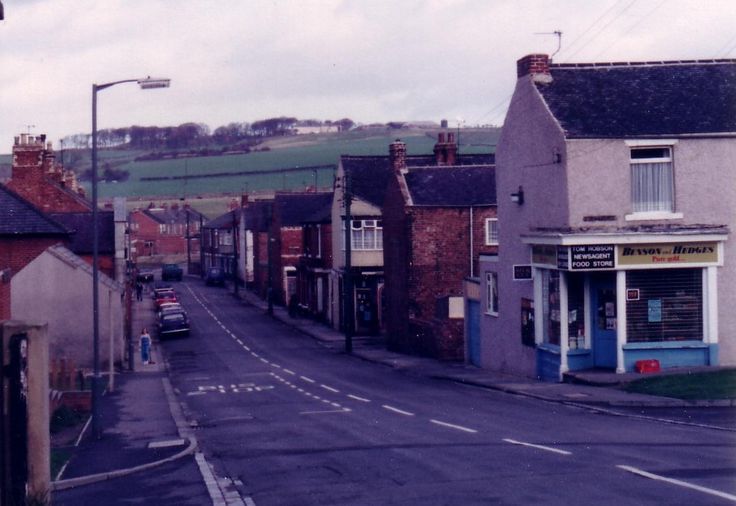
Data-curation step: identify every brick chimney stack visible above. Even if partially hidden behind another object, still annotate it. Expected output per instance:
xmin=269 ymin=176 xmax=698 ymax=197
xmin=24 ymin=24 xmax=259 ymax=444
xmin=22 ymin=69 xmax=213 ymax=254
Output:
xmin=517 ymin=54 xmax=551 ymax=78
xmin=433 ymin=131 xmax=458 ymax=166
xmin=389 ymin=139 xmax=407 ymax=173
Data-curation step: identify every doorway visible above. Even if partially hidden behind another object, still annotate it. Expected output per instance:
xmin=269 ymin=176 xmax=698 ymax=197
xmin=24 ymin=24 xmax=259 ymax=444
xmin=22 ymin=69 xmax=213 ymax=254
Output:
xmin=590 ymin=273 xmax=617 ymax=368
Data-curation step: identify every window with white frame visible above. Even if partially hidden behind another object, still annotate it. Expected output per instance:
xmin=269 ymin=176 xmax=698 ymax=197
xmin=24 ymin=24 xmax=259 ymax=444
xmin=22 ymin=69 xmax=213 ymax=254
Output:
xmin=486 ymin=272 xmax=499 ymax=315
xmin=343 ymin=219 xmax=383 ymax=251
xmin=485 ymin=218 xmax=498 ymax=245
xmin=630 ymin=146 xmax=674 ymax=213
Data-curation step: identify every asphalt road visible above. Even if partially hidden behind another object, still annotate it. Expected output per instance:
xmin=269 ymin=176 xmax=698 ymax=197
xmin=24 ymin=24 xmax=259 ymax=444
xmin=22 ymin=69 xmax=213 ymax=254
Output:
xmin=160 ymin=280 xmax=736 ymax=505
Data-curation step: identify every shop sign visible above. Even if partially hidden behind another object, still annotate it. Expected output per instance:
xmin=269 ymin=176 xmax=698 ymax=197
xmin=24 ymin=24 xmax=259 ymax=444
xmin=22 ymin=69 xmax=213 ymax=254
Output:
xmin=617 ymin=242 xmax=719 ymax=266
xmin=513 ymin=265 xmax=533 ymax=280
xmin=570 ymin=244 xmax=615 ymax=270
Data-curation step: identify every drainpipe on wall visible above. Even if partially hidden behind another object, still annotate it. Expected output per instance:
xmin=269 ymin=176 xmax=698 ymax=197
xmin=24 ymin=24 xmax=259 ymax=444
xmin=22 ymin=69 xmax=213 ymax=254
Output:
xmin=469 ymin=207 xmax=474 ymax=278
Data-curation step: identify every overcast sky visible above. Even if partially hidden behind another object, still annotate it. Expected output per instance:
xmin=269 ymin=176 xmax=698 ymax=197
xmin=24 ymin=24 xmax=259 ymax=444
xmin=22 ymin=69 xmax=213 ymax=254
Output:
xmin=1 ymin=0 xmax=735 ymax=153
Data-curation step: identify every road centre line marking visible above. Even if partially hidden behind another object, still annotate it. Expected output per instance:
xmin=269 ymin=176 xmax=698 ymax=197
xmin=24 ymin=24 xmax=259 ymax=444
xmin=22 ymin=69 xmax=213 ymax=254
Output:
xmin=300 ymin=376 xmax=316 ymax=383
xmin=271 ymin=363 xmax=282 ymax=369
xmin=300 ymin=409 xmax=350 ymax=415
xmin=382 ymin=405 xmax=415 ymax=416
xmin=259 ymin=358 xmax=269 ymax=364
xmin=503 ymin=438 xmax=571 ymax=456
xmin=347 ymin=394 xmax=371 ymax=402
xmin=320 ymin=384 xmax=339 ymax=393
xmin=430 ymin=419 xmax=478 ymax=433
xmin=616 ymin=465 xmax=736 ymax=502
xmin=283 ymin=369 xmax=295 ymax=375
xmin=252 ymin=352 xmax=259 ymax=357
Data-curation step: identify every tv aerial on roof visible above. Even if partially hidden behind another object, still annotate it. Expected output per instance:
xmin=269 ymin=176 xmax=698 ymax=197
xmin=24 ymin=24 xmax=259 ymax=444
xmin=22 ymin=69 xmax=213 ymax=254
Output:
xmin=534 ymin=30 xmax=563 ymax=60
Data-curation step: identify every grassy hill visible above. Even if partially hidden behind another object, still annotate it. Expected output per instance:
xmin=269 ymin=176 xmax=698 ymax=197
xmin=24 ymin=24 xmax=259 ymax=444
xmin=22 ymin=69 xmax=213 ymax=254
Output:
xmin=97 ymin=127 xmax=498 ymax=201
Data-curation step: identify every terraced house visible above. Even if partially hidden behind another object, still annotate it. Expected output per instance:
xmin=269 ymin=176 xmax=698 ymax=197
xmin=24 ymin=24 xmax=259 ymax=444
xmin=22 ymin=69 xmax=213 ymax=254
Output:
xmin=483 ymin=54 xmax=735 ymax=380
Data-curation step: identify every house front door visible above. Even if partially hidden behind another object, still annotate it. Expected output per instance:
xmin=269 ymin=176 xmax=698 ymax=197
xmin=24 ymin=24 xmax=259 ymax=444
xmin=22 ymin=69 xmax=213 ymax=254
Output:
xmin=591 ymin=274 xmax=617 ymax=369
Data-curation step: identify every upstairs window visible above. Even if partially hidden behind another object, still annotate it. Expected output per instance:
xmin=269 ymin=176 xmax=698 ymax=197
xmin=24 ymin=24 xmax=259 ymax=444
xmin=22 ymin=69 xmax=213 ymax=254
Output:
xmin=631 ymin=147 xmax=674 ymax=213
xmin=343 ymin=219 xmax=383 ymax=251
xmin=485 ymin=218 xmax=498 ymax=246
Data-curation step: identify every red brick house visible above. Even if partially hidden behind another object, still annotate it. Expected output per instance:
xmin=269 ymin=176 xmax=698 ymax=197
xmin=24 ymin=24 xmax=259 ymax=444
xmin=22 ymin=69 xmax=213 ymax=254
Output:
xmin=7 ymin=134 xmax=88 ymax=214
xmin=5 ymin=133 xmax=119 ymax=279
xmin=129 ymin=203 xmax=205 ymax=261
xmin=295 ymin=193 xmax=333 ymax=320
xmin=383 ymin=136 xmax=496 ymax=360
xmin=270 ymin=192 xmax=334 ymax=307
xmin=0 ymin=184 xmax=71 ymax=319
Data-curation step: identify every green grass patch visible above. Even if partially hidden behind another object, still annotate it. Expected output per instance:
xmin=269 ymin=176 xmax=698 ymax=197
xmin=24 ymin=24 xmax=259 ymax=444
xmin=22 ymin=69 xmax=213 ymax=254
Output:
xmin=623 ymin=369 xmax=736 ymax=400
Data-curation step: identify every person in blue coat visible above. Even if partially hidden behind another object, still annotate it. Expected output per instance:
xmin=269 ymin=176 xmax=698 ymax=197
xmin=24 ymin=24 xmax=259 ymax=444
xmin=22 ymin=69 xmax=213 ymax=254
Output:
xmin=139 ymin=328 xmax=152 ymax=365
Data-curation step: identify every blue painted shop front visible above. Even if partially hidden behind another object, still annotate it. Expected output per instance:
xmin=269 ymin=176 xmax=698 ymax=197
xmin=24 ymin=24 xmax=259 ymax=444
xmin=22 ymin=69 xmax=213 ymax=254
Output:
xmin=530 ymin=239 xmax=723 ymax=382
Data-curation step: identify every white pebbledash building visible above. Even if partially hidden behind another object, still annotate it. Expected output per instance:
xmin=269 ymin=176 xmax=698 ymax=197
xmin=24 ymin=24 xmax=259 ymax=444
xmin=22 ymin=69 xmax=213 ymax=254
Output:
xmin=480 ymin=54 xmax=735 ymax=380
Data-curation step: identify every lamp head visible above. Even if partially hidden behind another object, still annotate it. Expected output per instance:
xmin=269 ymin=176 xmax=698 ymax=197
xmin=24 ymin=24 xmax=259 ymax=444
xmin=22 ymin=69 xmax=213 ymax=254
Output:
xmin=138 ymin=77 xmax=171 ymax=89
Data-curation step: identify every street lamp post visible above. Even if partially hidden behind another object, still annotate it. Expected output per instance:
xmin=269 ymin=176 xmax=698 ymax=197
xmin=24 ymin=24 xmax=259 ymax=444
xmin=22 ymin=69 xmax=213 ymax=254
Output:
xmin=91 ymin=76 xmax=169 ymax=439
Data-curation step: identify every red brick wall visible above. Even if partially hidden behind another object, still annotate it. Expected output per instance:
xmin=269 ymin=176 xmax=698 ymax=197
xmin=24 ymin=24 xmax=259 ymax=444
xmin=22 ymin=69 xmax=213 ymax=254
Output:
xmin=383 ymin=190 xmax=497 ymax=360
xmin=8 ymin=142 xmax=90 ymax=214
xmin=0 ymin=236 xmax=62 ymax=319
xmin=272 ymin=227 xmax=302 ymax=305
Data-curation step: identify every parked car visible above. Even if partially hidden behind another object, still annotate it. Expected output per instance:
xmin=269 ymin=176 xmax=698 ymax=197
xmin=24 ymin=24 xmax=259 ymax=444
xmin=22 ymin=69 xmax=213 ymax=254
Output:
xmin=205 ymin=267 xmax=225 ymax=287
xmin=153 ymin=288 xmax=177 ymax=310
xmin=157 ymin=302 xmax=183 ymax=319
xmin=161 ymin=263 xmax=183 ymax=281
xmin=157 ymin=311 xmax=190 ymax=339
xmin=136 ymin=269 xmax=155 ymax=283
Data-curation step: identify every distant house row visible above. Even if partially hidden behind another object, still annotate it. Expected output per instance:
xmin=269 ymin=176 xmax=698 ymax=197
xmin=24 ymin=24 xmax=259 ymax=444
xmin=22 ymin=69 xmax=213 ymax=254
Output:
xmin=203 ymin=53 xmax=735 ymax=380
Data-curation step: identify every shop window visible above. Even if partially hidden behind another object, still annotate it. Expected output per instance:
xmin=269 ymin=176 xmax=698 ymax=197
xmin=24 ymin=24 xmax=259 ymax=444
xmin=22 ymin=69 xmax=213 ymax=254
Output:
xmin=630 ymin=146 xmax=674 ymax=213
xmin=626 ymin=269 xmax=702 ymax=342
xmin=567 ymin=275 xmax=586 ymax=349
xmin=542 ymin=270 xmax=560 ymax=345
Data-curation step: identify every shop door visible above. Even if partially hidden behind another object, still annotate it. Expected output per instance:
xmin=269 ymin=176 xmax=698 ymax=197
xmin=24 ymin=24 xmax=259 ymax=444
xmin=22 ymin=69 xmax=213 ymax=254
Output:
xmin=355 ymin=288 xmax=376 ymax=334
xmin=591 ymin=274 xmax=617 ymax=368
xmin=467 ymin=300 xmax=481 ymax=366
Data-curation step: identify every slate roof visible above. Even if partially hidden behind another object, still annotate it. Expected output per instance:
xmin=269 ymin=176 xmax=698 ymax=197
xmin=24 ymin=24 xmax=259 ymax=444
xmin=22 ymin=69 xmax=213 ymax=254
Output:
xmin=204 ymin=209 xmax=239 ymax=229
xmin=48 ymin=212 xmax=115 ymax=254
xmin=143 ymin=206 xmax=206 ymax=225
xmin=537 ymin=60 xmax=736 ymax=138
xmin=0 ymin=184 xmax=69 ymax=236
xmin=341 ymin=153 xmax=495 ymax=208
xmin=274 ymin=192 xmax=334 ymax=227
xmin=405 ymin=165 xmax=496 ymax=206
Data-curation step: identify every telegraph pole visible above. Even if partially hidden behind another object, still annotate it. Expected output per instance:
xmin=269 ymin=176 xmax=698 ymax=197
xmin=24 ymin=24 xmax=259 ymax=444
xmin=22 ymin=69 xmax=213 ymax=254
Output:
xmin=343 ymin=171 xmax=354 ymax=354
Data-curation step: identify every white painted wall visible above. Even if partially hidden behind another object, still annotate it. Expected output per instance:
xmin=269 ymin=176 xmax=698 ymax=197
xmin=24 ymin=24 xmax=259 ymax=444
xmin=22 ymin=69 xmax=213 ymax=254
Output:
xmin=11 ymin=247 xmax=124 ymax=369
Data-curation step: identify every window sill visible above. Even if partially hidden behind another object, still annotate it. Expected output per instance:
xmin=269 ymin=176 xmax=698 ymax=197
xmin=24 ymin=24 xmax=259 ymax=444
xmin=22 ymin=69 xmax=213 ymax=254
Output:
xmin=625 ymin=211 xmax=683 ymax=221
xmin=485 ymin=311 xmax=499 ymax=317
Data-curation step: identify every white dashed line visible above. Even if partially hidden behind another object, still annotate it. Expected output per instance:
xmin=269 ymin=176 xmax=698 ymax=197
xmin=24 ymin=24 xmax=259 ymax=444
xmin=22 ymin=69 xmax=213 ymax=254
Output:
xmin=320 ymin=384 xmax=339 ymax=393
xmin=430 ymin=419 xmax=478 ymax=433
xmin=503 ymin=438 xmax=571 ymax=456
xmin=382 ymin=405 xmax=415 ymax=416
xmin=617 ymin=465 xmax=736 ymax=502
xmin=271 ymin=363 xmax=282 ymax=369
xmin=283 ymin=369 xmax=295 ymax=375
xmin=259 ymin=358 xmax=269 ymax=364
xmin=300 ymin=376 xmax=315 ymax=383
xmin=347 ymin=394 xmax=370 ymax=403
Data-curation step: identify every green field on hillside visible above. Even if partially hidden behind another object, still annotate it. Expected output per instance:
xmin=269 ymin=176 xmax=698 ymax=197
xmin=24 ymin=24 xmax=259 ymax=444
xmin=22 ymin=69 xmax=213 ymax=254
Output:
xmin=96 ymin=129 xmax=497 ymax=199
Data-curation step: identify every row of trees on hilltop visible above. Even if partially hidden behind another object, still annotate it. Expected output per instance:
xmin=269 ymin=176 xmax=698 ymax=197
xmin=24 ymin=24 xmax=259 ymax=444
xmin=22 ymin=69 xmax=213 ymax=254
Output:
xmin=61 ymin=117 xmax=356 ymax=150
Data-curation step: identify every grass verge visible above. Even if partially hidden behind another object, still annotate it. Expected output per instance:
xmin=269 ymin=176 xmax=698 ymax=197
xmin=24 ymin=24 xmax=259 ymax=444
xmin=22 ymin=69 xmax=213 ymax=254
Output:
xmin=623 ymin=369 xmax=736 ymax=400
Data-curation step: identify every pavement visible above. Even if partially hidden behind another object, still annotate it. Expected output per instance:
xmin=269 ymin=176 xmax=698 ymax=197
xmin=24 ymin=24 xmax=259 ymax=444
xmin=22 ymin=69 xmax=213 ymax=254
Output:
xmin=49 ymin=277 xmax=736 ymax=498
xmin=235 ymin=287 xmax=736 ymax=410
